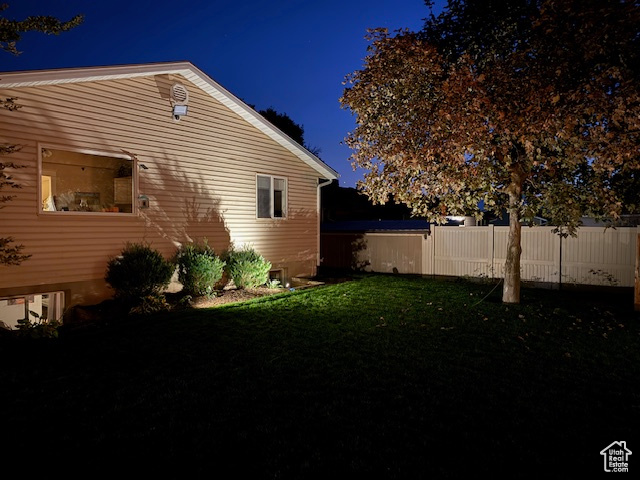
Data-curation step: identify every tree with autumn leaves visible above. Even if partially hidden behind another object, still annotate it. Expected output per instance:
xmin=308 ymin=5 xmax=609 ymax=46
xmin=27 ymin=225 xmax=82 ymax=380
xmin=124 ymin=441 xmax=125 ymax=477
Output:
xmin=341 ymin=0 xmax=639 ymax=303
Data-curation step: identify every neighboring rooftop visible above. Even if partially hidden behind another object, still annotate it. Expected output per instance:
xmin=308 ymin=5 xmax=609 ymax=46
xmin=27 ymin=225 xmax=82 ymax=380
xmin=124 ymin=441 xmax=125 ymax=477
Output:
xmin=321 ymin=219 xmax=432 ymax=233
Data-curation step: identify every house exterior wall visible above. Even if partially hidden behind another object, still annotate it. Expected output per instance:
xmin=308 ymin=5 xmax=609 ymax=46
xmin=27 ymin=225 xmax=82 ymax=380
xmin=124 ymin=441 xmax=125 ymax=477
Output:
xmin=0 ymin=74 xmax=323 ymax=308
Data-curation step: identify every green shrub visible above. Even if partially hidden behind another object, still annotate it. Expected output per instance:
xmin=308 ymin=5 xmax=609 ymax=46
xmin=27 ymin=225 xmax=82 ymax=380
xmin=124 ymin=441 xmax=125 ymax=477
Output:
xmin=175 ymin=240 xmax=226 ymax=297
xmin=224 ymin=245 xmax=272 ymax=289
xmin=105 ymin=243 xmax=175 ymax=301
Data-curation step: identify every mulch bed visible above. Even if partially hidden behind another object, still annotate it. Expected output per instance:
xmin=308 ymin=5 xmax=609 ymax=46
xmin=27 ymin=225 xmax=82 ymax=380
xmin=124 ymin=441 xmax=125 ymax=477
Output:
xmin=54 ymin=274 xmax=351 ymax=329
xmin=185 ymin=287 xmax=287 ymax=308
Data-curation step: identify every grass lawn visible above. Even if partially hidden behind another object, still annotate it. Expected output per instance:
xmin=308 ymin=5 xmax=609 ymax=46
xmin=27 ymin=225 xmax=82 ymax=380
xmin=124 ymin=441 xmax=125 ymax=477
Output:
xmin=1 ymin=274 xmax=638 ymax=478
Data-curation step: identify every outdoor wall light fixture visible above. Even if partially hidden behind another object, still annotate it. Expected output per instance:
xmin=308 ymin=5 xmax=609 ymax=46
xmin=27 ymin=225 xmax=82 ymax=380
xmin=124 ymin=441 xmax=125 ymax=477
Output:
xmin=139 ymin=163 xmax=148 ymax=170
xmin=172 ymin=104 xmax=188 ymax=120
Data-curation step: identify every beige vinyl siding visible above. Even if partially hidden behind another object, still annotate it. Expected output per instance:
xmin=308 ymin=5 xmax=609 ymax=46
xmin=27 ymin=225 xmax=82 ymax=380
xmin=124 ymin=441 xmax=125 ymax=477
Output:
xmin=0 ymin=74 xmax=322 ymax=304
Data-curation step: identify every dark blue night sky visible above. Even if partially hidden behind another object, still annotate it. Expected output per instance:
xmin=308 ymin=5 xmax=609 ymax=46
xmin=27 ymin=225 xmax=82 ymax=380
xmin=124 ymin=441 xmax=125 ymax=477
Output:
xmin=1 ymin=0 xmax=445 ymax=187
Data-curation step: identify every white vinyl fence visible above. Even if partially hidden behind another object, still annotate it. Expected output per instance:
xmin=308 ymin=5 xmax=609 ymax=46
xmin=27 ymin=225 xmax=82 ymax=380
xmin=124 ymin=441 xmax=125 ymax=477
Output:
xmin=321 ymin=226 xmax=640 ymax=288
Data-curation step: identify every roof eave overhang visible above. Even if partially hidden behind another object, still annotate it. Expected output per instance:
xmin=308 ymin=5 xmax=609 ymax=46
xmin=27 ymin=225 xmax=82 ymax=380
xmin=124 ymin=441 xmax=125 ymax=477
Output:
xmin=0 ymin=61 xmax=339 ymax=180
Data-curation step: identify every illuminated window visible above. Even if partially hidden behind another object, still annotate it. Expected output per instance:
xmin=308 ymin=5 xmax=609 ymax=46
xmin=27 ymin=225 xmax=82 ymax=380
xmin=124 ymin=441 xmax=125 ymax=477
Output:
xmin=0 ymin=292 xmax=65 ymax=330
xmin=40 ymin=147 xmax=134 ymax=214
xmin=257 ymin=174 xmax=287 ymax=219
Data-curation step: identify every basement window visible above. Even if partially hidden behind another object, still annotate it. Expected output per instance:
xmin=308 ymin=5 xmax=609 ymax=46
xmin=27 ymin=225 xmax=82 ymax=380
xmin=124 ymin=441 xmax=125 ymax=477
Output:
xmin=40 ymin=147 xmax=134 ymax=214
xmin=269 ymin=269 xmax=285 ymax=286
xmin=0 ymin=291 xmax=65 ymax=330
xmin=257 ymin=174 xmax=287 ymax=219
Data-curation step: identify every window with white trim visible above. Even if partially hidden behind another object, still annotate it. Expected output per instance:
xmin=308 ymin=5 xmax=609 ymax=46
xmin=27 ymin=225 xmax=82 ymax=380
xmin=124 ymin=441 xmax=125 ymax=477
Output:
xmin=0 ymin=292 xmax=65 ymax=330
xmin=40 ymin=147 xmax=134 ymax=214
xmin=257 ymin=174 xmax=287 ymax=219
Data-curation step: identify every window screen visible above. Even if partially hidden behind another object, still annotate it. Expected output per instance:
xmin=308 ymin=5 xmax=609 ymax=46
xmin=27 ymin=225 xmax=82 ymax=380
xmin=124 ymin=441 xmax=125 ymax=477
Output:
xmin=257 ymin=175 xmax=286 ymax=219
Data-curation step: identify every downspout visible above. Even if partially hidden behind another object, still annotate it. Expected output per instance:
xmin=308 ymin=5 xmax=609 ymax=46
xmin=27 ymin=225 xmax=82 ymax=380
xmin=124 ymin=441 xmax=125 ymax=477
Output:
xmin=317 ymin=178 xmax=333 ymax=275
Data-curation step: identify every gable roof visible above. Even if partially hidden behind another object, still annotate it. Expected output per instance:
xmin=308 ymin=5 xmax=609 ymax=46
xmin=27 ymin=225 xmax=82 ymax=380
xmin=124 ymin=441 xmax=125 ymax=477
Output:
xmin=0 ymin=61 xmax=339 ymax=180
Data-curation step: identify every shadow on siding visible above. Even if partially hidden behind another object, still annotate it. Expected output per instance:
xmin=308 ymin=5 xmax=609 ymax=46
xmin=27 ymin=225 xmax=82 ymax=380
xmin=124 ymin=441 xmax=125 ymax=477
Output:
xmin=139 ymin=152 xmax=231 ymax=256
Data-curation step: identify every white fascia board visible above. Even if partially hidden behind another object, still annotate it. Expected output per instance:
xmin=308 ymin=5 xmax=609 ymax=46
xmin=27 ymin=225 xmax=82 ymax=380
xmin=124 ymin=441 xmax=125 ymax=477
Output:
xmin=0 ymin=61 xmax=339 ymax=180
xmin=0 ymin=62 xmax=187 ymax=87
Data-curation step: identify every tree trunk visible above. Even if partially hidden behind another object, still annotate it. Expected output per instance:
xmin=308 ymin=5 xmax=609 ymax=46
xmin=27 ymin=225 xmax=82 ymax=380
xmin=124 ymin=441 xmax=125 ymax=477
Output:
xmin=502 ymin=170 xmax=524 ymax=304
